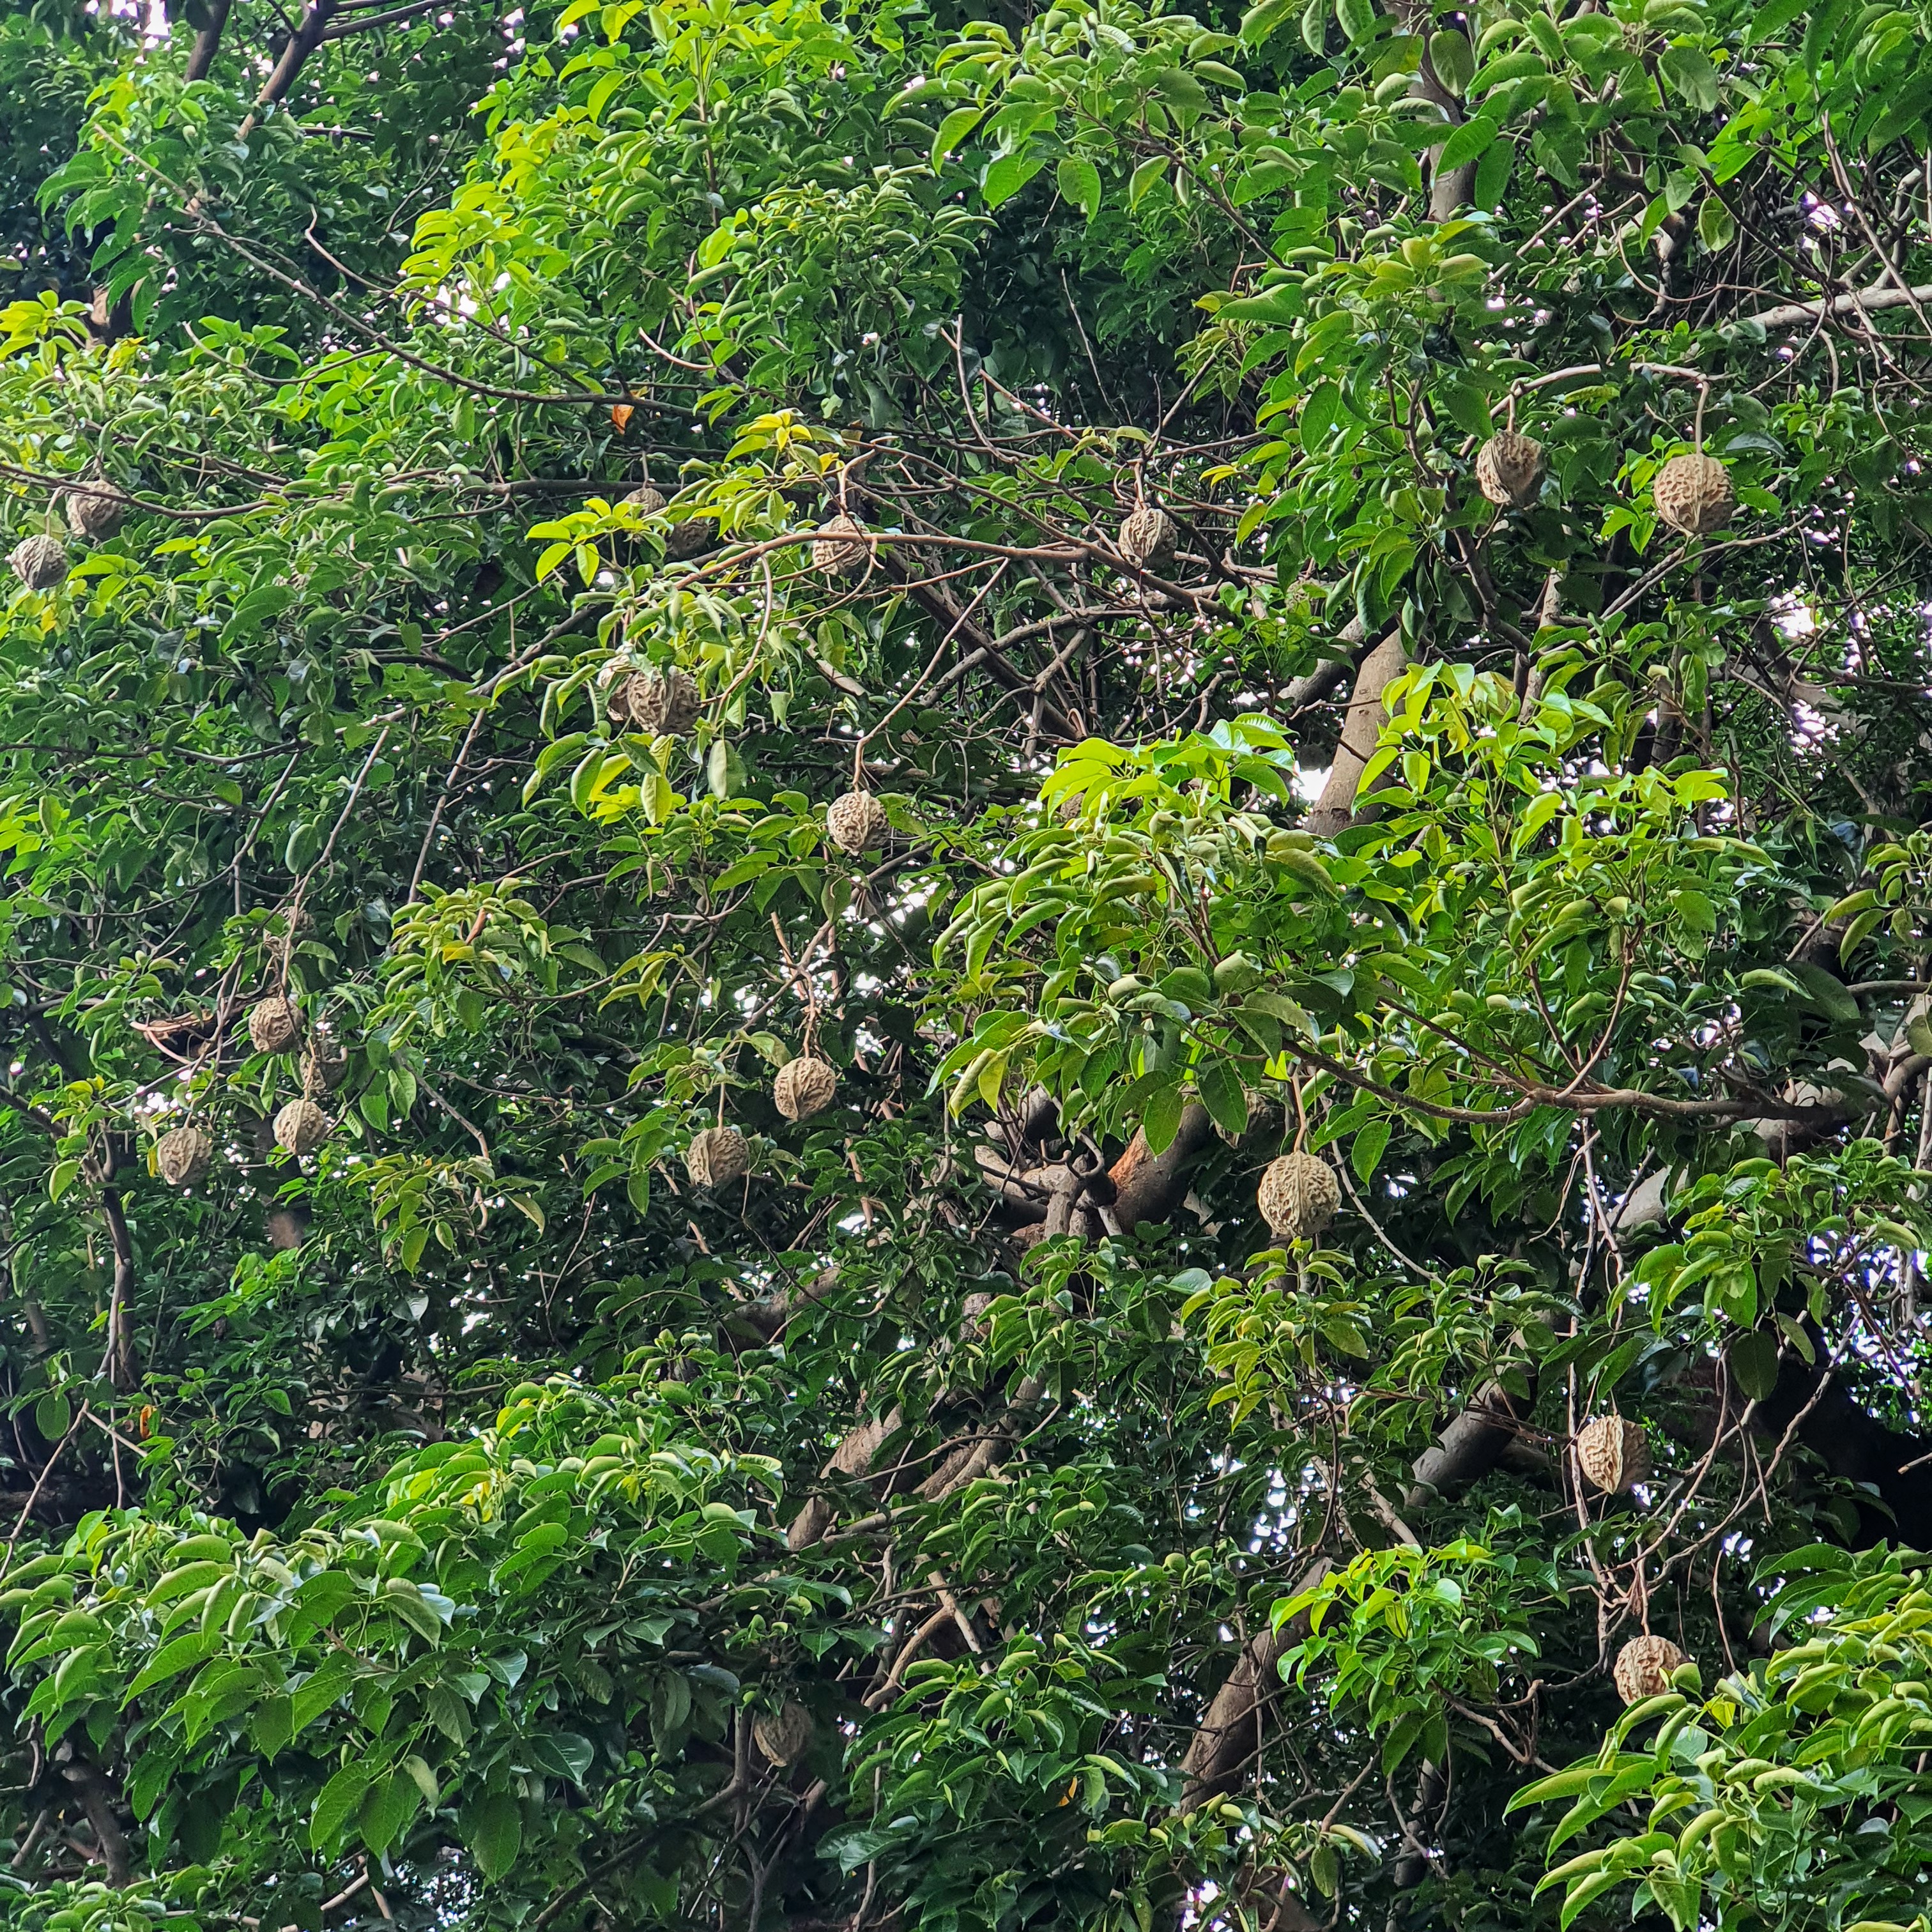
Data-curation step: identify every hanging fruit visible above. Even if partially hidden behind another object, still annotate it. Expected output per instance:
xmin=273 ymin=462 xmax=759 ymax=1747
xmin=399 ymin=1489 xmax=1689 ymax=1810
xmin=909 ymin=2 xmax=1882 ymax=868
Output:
xmin=1575 ymin=1415 xmax=1652 ymax=1494
xmin=1118 ymin=505 xmax=1177 ymax=571
xmin=248 ymin=996 xmax=304 ymax=1055
xmin=303 ymin=1034 xmax=350 ymax=1093
xmin=826 ymin=790 xmax=889 ymax=855
xmin=9 ymin=535 xmax=68 ymax=590
xmin=774 ymin=1056 xmax=838 ymax=1122
xmin=1652 ymin=453 xmax=1735 ymax=535
xmin=273 ymin=1098 xmax=330 ymax=1156
xmin=1474 ymin=431 xmax=1545 ymax=508
xmin=65 ymin=485 xmax=129 ymax=540
xmin=156 ymin=1126 xmax=214 ymax=1189
xmin=609 ymin=668 xmax=701 ymax=736
xmin=1257 ymin=1151 xmax=1340 ymax=1241
xmin=1613 ymin=1633 xmax=1689 ymax=1703
xmin=622 ymin=483 xmax=667 ymax=516
xmin=686 ymin=1125 xmax=749 ymax=1189
xmin=813 ymin=513 xmax=871 ymax=577
xmin=753 ymin=1700 xmax=814 ymax=1766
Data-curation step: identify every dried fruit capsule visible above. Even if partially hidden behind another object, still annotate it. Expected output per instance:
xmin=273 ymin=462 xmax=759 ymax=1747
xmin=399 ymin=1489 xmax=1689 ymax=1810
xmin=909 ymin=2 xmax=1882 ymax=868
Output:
xmin=687 ymin=1125 xmax=750 ymax=1190
xmin=9 ymin=535 xmax=68 ymax=590
xmin=774 ymin=1056 xmax=838 ymax=1122
xmin=1474 ymin=431 xmax=1545 ymax=508
xmin=753 ymin=1701 xmax=813 ymax=1765
xmin=1652 ymin=453 xmax=1735 ymax=536
xmin=1575 ymin=1415 xmax=1652 ymax=1494
xmin=157 ymin=1126 xmax=213 ymax=1188
xmin=66 ymin=486 xmax=129 ymax=540
xmin=622 ymin=483 xmax=668 ymax=516
xmin=273 ymin=1099 xmax=330 ymax=1156
xmin=1119 ymin=505 xmax=1177 ymax=571
xmin=610 ymin=668 xmax=701 ymax=735
xmin=826 ymin=790 xmax=889 ymax=855
xmin=1257 ymin=1151 xmax=1340 ymax=1241
xmin=813 ymin=513 xmax=871 ymax=577
xmin=247 ymin=997 xmax=303 ymax=1055
xmin=1613 ymin=1634 xmax=1688 ymax=1704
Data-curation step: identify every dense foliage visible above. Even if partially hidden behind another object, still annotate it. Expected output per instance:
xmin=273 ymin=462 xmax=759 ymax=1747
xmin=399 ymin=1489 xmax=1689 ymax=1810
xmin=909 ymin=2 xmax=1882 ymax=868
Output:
xmin=3 ymin=0 xmax=1932 ymax=1926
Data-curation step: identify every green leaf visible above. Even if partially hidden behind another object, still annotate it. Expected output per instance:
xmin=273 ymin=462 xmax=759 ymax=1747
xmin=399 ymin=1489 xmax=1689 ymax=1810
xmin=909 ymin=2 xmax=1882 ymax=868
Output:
xmin=1197 ymin=1060 xmax=1250 ymax=1139
xmin=931 ymin=105 xmax=985 ymax=165
xmin=982 ymin=149 xmax=1046 ymax=208
xmin=1658 ymin=45 xmax=1721 ymax=112
xmin=1436 ymin=114 xmax=1499 ymax=172
xmin=1726 ymin=1329 xmax=1781 ymax=1402
xmin=1055 ymin=153 xmax=1102 ymax=223
xmin=310 ymin=1761 xmax=371 ymax=1851
xmin=33 ymin=1392 xmax=70 ymax=1441
xmin=470 ymin=1792 xmax=524 ymax=1882
xmin=1351 ymin=1118 xmax=1390 ymax=1184
xmin=1335 ymin=0 xmax=1376 ymax=43
xmin=1142 ymin=1083 xmax=1184 ymax=1154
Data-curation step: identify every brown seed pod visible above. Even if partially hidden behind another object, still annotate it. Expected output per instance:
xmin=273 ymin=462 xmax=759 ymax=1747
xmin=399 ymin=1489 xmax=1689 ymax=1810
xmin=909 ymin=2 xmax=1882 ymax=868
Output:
xmin=273 ymin=1098 xmax=330 ymax=1157
xmin=65 ymin=485 xmax=130 ymax=541
xmin=1474 ymin=431 xmax=1545 ymax=508
xmin=1257 ymin=1151 xmax=1340 ymax=1241
xmin=1652 ymin=453 xmax=1735 ymax=536
xmin=1575 ymin=1415 xmax=1652 ymax=1495
xmin=813 ymin=512 xmax=871 ymax=577
xmin=664 ymin=516 xmax=711 ymax=560
xmin=9 ymin=535 xmax=68 ymax=590
xmin=610 ymin=668 xmax=702 ymax=736
xmin=1613 ymin=1634 xmax=1689 ymax=1705
xmin=622 ymin=483 xmax=668 ymax=517
xmin=1119 ymin=505 xmax=1177 ymax=571
xmin=247 ymin=996 xmax=303 ymax=1055
xmin=303 ymin=1034 xmax=350 ymax=1094
xmin=774 ymin=1055 xmax=838 ymax=1122
xmin=826 ymin=790 xmax=889 ymax=856
xmin=156 ymin=1125 xmax=213 ymax=1189
xmin=753 ymin=1700 xmax=814 ymax=1767
xmin=686 ymin=1125 xmax=750 ymax=1190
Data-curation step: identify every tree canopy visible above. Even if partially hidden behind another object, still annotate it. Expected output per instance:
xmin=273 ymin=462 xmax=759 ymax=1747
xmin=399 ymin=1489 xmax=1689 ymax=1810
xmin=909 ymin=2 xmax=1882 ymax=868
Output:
xmin=3 ymin=0 xmax=1932 ymax=1928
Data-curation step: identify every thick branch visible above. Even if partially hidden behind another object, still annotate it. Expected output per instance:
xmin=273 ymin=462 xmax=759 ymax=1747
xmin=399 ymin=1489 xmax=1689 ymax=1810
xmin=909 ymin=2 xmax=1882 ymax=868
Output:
xmin=183 ymin=0 xmax=233 ymax=80
xmin=1303 ymin=631 xmax=1407 ymax=837
xmin=1178 ymin=1556 xmax=1331 ymax=1809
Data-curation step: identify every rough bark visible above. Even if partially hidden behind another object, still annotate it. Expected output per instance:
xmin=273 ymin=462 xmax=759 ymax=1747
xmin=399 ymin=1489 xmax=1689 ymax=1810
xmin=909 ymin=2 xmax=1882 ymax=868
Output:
xmin=1303 ymin=631 xmax=1408 ymax=837
xmin=1402 ymin=1379 xmax=1535 ymax=1517
xmin=1178 ymin=1556 xmax=1332 ymax=1809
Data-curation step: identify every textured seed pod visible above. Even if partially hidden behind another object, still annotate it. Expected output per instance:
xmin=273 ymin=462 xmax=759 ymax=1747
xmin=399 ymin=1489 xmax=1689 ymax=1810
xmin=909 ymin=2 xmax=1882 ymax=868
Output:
xmin=156 ymin=1125 xmax=213 ymax=1189
xmin=1614 ymin=1634 xmax=1689 ymax=1705
xmin=247 ymin=996 xmax=303 ymax=1055
xmin=622 ymin=483 xmax=668 ymax=516
xmin=273 ymin=1098 xmax=330 ymax=1157
xmin=610 ymin=668 xmax=701 ymax=735
xmin=9 ymin=535 xmax=68 ymax=590
xmin=826 ymin=790 xmax=889 ymax=856
xmin=813 ymin=512 xmax=871 ymax=577
xmin=664 ymin=516 xmax=710 ymax=560
xmin=1119 ymin=505 xmax=1178 ymax=571
xmin=65 ymin=485 xmax=129 ymax=540
xmin=1474 ymin=431 xmax=1545 ymax=508
xmin=774 ymin=1056 xmax=838 ymax=1122
xmin=1575 ymin=1415 xmax=1652 ymax=1495
xmin=686 ymin=1125 xmax=750 ymax=1190
xmin=1257 ymin=1151 xmax=1340 ymax=1241
xmin=753 ymin=1701 xmax=814 ymax=1767
xmin=1652 ymin=453 xmax=1735 ymax=536
xmin=303 ymin=1034 xmax=349 ymax=1094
